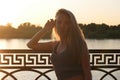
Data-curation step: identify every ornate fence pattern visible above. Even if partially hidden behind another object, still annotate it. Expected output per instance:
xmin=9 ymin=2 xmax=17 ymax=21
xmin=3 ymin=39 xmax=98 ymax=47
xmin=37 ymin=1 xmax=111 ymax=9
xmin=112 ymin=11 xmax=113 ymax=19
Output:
xmin=0 ymin=53 xmax=52 ymax=67
xmin=0 ymin=49 xmax=120 ymax=80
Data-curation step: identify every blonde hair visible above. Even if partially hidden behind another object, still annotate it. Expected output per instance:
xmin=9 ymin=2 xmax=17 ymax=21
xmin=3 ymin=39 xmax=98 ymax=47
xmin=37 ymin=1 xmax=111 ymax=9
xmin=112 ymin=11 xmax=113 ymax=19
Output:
xmin=52 ymin=9 xmax=87 ymax=61
xmin=52 ymin=8 xmax=85 ymax=42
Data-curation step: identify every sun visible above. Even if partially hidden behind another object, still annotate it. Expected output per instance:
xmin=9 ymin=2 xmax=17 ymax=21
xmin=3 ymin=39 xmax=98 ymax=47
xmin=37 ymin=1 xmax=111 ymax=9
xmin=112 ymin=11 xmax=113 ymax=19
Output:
xmin=0 ymin=10 xmax=11 ymax=26
xmin=0 ymin=13 xmax=17 ymax=26
xmin=0 ymin=0 xmax=24 ymax=27
xmin=0 ymin=17 xmax=11 ymax=26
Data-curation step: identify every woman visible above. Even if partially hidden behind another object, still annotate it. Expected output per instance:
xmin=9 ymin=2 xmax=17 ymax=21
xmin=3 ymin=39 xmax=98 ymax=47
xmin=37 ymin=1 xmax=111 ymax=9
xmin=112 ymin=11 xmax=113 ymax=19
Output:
xmin=27 ymin=9 xmax=92 ymax=80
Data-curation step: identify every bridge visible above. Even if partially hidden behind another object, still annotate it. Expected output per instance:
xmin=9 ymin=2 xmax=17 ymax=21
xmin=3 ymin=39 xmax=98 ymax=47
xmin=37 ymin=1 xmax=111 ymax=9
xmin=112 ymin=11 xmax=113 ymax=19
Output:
xmin=0 ymin=49 xmax=120 ymax=80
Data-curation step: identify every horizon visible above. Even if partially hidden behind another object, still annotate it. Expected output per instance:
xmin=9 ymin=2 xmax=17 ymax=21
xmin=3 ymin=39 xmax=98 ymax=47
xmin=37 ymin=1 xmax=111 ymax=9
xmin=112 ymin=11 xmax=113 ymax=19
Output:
xmin=0 ymin=0 xmax=120 ymax=28
xmin=0 ymin=21 xmax=120 ymax=29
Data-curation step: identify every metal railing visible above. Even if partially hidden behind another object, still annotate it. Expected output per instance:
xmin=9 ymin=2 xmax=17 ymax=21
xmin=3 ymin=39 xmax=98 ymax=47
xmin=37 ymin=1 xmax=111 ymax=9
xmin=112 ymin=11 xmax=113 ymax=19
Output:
xmin=0 ymin=49 xmax=120 ymax=80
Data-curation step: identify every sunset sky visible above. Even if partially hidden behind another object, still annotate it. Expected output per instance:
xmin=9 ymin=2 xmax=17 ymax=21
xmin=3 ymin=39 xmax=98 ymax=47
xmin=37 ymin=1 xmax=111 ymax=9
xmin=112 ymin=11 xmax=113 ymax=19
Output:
xmin=0 ymin=0 xmax=120 ymax=28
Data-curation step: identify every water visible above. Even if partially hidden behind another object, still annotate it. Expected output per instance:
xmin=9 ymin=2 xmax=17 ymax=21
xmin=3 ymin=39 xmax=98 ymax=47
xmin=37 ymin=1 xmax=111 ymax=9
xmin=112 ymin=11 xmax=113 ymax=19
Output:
xmin=86 ymin=39 xmax=120 ymax=49
xmin=0 ymin=39 xmax=120 ymax=80
xmin=0 ymin=39 xmax=120 ymax=49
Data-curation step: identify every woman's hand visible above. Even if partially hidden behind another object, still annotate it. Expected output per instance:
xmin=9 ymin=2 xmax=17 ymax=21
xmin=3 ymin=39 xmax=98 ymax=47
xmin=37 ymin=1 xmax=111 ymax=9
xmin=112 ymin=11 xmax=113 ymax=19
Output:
xmin=44 ymin=19 xmax=55 ymax=31
xmin=27 ymin=19 xmax=55 ymax=49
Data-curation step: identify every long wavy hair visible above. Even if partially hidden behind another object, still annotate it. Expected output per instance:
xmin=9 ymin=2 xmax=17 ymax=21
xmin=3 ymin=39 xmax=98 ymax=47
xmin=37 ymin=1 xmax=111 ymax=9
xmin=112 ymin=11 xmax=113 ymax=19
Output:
xmin=53 ymin=9 xmax=87 ymax=62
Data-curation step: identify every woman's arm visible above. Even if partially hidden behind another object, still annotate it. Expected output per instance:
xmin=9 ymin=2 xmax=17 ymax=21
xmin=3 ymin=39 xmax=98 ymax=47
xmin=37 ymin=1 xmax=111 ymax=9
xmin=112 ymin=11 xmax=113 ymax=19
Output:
xmin=27 ymin=19 xmax=57 ymax=50
xmin=81 ymin=42 xmax=92 ymax=80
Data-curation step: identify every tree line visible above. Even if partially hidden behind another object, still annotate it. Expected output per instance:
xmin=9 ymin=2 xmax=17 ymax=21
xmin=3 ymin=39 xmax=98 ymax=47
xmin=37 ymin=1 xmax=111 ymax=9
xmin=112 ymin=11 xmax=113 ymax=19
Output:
xmin=79 ymin=23 xmax=120 ymax=39
xmin=0 ymin=22 xmax=120 ymax=39
xmin=0 ymin=22 xmax=51 ymax=39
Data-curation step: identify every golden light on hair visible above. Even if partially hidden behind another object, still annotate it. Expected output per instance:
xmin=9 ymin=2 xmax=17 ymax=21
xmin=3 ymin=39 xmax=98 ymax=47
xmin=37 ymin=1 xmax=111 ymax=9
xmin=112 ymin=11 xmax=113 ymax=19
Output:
xmin=52 ymin=27 xmax=60 ymax=41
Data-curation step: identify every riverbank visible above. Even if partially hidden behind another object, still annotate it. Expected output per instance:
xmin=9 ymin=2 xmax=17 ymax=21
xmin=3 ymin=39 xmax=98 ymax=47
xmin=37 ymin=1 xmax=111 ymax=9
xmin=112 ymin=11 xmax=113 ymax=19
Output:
xmin=0 ymin=22 xmax=120 ymax=39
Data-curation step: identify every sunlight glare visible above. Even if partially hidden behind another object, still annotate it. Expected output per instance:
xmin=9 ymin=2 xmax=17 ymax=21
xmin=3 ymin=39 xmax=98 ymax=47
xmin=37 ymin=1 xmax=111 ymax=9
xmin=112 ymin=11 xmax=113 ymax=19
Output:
xmin=0 ymin=0 xmax=28 ymax=27
xmin=0 ymin=0 xmax=120 ymax=27
xmin=0 ymin=40 xmax=7 ymax=49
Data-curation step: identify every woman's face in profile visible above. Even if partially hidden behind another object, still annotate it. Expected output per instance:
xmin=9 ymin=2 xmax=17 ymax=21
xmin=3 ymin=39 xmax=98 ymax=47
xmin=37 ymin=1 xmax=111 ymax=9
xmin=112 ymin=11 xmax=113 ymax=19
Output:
xmin=55 ymin=14 xmax=70 ymax=33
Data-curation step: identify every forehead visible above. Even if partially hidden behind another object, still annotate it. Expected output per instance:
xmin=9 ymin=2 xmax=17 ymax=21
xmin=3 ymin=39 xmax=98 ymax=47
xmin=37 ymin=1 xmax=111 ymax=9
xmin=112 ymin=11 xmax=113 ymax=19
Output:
xmin=56 ymin=13 xmax=69 ymax=20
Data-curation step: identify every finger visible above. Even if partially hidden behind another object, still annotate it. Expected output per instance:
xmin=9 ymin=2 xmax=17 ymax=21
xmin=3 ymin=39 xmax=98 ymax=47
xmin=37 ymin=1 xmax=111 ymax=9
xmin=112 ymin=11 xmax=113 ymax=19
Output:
xmin=47 ymin=20 xmax=50 ymax=23
xmin=50 ymin=19 xmax=55 ymax=22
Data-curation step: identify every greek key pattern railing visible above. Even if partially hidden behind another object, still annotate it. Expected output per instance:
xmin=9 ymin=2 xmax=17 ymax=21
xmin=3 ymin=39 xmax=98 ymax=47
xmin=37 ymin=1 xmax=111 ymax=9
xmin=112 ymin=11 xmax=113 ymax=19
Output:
xmin=0 ymin=49 xmax=120 ymax=80
xmin=0 ymin=53 xmax=52 ymax=67
xmin=89 ymin=50 xmax=120 ymax=67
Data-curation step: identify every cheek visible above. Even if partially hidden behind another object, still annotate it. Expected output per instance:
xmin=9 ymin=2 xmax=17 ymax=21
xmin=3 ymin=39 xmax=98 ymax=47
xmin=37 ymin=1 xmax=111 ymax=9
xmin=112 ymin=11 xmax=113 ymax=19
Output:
xmin=56 ymin=24 xmax=69 ymax=31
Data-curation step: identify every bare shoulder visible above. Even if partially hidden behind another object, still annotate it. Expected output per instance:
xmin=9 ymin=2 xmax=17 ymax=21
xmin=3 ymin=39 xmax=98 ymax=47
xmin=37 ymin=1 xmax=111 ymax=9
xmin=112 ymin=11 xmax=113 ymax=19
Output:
xmin=27 ymin=40 xmax=59 ymax=50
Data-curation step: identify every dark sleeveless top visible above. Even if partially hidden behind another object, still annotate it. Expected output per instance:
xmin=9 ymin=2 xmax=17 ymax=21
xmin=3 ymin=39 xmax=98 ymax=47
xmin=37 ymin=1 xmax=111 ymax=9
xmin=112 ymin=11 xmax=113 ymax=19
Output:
xmin=51 ymin=43 xmax=83 ymax=80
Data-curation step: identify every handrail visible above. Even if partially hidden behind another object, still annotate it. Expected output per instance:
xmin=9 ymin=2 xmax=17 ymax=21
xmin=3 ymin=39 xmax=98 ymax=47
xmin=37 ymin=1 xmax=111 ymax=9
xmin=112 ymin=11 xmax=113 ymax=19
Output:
xmin=0 ymin=49 xmax=120 ymax=80
xmin=0 ymin=49 xmax=120 ymax=53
